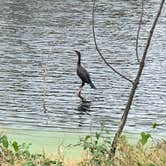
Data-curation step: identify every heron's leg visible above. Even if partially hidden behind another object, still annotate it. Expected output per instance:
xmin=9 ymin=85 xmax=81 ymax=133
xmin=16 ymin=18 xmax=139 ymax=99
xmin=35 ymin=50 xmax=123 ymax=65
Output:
xmin=81 ymin=82 xmax=85 ymax=87
xmin=77 ymin=82 xmax=85 ymax=100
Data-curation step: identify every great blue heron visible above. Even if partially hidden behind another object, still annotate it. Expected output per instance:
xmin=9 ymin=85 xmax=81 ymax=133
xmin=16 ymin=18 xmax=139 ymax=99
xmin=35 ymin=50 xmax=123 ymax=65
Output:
xmin=75 ymin=50 xmax=96 ymax=99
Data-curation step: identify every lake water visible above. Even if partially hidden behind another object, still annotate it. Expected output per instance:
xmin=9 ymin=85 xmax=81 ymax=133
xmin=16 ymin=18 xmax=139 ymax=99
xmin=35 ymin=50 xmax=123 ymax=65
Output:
xmin=0 ymin=0 xmax=166 ymax=137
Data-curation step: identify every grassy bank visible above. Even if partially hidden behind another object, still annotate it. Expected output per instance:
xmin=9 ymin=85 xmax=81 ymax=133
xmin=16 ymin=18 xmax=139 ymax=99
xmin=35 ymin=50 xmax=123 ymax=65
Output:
xmin=0 ymin=129 xmax=166 ymax=166
xmin=2 ymin=128 xmax=84 ymax=160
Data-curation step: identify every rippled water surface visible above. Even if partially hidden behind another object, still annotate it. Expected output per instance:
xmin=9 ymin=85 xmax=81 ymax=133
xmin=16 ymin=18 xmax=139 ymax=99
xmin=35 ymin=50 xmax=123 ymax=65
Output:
xmin=0 ymin=0 xmax=166 ymax=136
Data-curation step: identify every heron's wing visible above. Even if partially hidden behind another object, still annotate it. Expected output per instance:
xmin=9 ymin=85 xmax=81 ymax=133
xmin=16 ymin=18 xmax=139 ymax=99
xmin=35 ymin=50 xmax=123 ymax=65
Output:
xmin=77 ymin=65 xmax=91 ymax=83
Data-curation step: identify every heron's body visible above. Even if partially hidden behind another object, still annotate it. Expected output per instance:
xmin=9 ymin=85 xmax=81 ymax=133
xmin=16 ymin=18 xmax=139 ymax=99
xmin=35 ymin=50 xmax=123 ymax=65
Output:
xmin=77 ymin=64 xmax=96 ymax=88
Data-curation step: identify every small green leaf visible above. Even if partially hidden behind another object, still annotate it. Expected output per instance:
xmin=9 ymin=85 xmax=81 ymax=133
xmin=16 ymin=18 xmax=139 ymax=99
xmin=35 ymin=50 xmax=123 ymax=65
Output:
xmin=41 ymin=160 xmax=50 ymax=166
xmin=0 ymin=135 xmax=9 ymax=148
xmin=95 ymin=132 xmax=100 ymax=140
xmin=140 ymin=132 xmax=151 ymax=145
xmin=85 ymin=135 xmax=91 ymax=141
xmin=50 ymin=160 xmax=57 ymax=164
xmin=12 ymin=141 xmax=19 ymax=152
xmin=95 ymin=140 xmax=98 ymax=145
xmin=152 ymin=123 xmax=159 ymax=129
xmin=21 ymin=161 xmax=35 ymax=166
xmin=148 ymin=163 xmax=155 ymax=166
xmin=137 ymin=161 xmax=142 ymax=166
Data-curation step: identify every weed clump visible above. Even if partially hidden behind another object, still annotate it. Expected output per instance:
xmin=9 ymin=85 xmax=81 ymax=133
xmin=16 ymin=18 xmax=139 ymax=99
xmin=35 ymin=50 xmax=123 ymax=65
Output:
xmin=0 ymin=132 xmax=61 ymax=166
xmin=75 ymin=130 xmax=166 ymax=166
xmin=0 ymin=130 xmax=166 ymax=166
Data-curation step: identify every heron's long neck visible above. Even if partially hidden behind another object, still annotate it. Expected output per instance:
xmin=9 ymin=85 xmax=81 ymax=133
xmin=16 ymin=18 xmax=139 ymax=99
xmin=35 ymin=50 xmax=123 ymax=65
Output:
xmin=77 ymin=54 xmax=81 ymax=65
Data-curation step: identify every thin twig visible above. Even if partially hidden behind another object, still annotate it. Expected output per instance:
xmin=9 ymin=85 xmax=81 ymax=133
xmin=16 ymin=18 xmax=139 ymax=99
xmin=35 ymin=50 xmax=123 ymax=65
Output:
xmin=92 ymin=0 xmax=133 ymax=84
xmin=110 ymin=0 xmax=165 ymax=158
xmin=136 ymin=0 xmax=144 ymax=63
xmin=42 ymin=60 xmax=47 ymax=113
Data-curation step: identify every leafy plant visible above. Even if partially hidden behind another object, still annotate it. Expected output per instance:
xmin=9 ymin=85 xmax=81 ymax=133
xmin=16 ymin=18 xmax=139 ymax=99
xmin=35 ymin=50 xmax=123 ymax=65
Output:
xmin=0 ymin=135 xmax=9 ymax=148
xmin=1 ymin=131 xmax=165 ymax=166
xmin=12 ymin=141 xmax=19 ymax=152
xmin=0 ymin=134 xmax=59 ymax=166
xmin=140 ymin=132 xmax=151 ymax=146
xmin=75 ymin=128 xmax=113 ymax=166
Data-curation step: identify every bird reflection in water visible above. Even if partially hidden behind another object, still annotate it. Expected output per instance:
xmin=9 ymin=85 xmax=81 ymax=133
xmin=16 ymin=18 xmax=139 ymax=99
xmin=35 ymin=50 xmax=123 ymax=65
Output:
xmin=77 ymin=100 xmax=91 ymax=113
xmin=77 ymin=100 xmax=91 ymax=127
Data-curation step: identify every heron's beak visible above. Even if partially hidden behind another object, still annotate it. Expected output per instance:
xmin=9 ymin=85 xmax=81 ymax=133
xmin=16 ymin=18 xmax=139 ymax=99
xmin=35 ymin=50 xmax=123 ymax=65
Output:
xmin=74 ymin=50 xmax=80 ymax=55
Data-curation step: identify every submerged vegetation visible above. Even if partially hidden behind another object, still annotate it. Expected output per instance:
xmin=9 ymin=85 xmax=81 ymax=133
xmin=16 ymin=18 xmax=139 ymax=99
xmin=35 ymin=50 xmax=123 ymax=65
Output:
xmin=0 ymin=129 xmax=165 ymax=166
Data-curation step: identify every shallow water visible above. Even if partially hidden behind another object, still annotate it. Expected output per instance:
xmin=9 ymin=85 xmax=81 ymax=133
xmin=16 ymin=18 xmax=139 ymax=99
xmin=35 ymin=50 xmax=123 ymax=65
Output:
xmin=0 ymin=0 xmax=166 ymax=136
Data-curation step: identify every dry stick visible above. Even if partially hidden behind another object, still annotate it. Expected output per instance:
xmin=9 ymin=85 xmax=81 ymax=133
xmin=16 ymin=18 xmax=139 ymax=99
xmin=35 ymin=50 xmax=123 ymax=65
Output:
xmin=109 ymin=0 xmax=165 ymax=158
xmin=42 ymin=60 xmax=47 ymax=113
xmin=136 ymin=0 xmax=144 ymax=63
xmin=42 ymin=48 xmax=50 ymax=113
xmin=92 ymin=0 xmax=133 ymax=84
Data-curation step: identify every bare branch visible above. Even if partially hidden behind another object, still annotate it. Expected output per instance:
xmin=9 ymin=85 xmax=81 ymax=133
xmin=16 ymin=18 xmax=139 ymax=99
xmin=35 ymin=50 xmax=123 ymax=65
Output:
xmin=136 ymin=0 xmax=144 ymax=63
xmin=141 ymin=0 xmax=165 ymax=61
xmin=110 ymin=0 xmax=165 ymax=158
xmin=42 ymin=59 xmax=47 ymax=113
xmin=92 ymin=0 xmax=133 ymax=84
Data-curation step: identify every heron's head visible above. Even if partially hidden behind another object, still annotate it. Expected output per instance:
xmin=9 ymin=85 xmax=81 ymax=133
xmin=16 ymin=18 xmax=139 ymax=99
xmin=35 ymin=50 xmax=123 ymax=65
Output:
xmin=74 ymin=50 xmax=81 ymax=56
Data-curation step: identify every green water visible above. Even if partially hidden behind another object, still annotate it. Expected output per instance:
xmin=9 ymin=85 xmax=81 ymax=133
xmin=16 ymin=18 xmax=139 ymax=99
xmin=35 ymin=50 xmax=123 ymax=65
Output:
xmin=1 ymin=128 xmax=86 ymax=160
